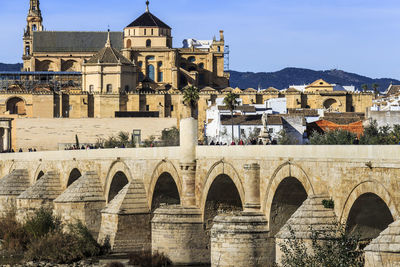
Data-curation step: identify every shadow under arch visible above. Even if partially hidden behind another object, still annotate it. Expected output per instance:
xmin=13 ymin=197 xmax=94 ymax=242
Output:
xmin=67 ymin=168 xmax=82 ymax=187
xmin=104 ymin=160 xmax=134 ymax=203
xmin=200 ymin=160 xmax=245 ymax=219
xmin=108 ymin=171 xmax=129 ymax=203
xmin=151 ymin=172 xmax=180 ymax=212
xmin=340 ymin=180 xmax=399 ymax=226
xmin=148 ymin=160 xmax=181 ymax=209
xmin=262 ymin=161 xmax=314 ymax=221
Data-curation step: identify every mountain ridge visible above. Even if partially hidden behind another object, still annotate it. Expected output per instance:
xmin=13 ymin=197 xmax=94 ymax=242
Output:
xmin=229 ymin=67 xmax=400 ymax=92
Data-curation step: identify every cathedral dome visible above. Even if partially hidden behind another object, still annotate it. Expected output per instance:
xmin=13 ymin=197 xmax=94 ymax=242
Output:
xmin=126 ymin=1 xmax=171 ymax=29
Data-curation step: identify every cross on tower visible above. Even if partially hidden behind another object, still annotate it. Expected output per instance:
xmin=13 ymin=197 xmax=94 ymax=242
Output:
xmin=146 ymin=1 xmax=150 ymax=12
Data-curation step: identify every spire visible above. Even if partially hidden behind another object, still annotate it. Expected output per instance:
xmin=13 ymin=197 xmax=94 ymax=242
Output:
xmin=105 ymin=29 xmax=112 ymax=47
xmin=146 ymin=0 xmax=150 ymax=12
xmin=29 ymin=0 xmax=41 ymax=17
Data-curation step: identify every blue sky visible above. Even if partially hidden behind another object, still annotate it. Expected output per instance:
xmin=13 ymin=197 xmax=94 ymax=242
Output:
xmin=1 ymin=0 xmax=400 ymax=79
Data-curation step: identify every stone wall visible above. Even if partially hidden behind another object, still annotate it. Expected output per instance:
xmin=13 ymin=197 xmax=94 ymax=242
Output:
xmin=13 ymin=117 xmax=176 ymax=151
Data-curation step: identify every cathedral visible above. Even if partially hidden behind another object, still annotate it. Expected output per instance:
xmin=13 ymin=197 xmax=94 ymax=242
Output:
xmin=22 ymin=0 xmax=229 ymax=90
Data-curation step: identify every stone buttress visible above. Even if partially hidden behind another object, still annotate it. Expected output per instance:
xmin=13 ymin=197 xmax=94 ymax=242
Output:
xmin=98 ymin=180 xmax=151 ymax=253
xmin=0 ymin=169 xmax=30 ymax=217
xmin=16 ymin=171 xmax=62 ymax=222
xmin=275 ymin=195 xmax=337 ymax=265
xmin=54 ymin=171 xmax=105 ymax=239
xmin=364 ymin=220 xmax=400 ymax=267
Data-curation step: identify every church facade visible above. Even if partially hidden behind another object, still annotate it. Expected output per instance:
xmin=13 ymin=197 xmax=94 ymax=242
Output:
xmin=22 ymin=0 xmax=229 ymax=90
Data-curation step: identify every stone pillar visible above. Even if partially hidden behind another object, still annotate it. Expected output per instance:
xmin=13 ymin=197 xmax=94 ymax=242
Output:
xmin=211 ymin=163 xmax=269 ymax=267
xmin=180 ymin=162 xmax=196 ymax=207
xmin=179 ymin=117 xmax=197 ymax=207
xmin=3 ymin=127 xmax=9 ymax=152
xmin=244 ymin=163 xmax=261 ymax=212
xmin=152 ymin=205 xmax=209 ymax=265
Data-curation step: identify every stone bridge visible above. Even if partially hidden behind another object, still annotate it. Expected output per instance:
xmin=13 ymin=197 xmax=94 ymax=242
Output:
xmin=0 ymin=118 xmax=399 ymax=266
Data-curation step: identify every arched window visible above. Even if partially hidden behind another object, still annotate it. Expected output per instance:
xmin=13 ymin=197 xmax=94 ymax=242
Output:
xmin=138 ymin=61 xmax=143 ymax=68
xmin=144 ymin=29 xmax=147 ymax=35
xmin=126 ymin=39 xmax=132 ymax=48
xmin=106 ymin=84 xmax=112 ymax=93
xmin=218 ymin=46 xmax=221 ymax=52
xmin=188 ymin=56 xmax=196 ymax=63
xmin=6 ymin=97 xmax=26 ymax=115
xmin=147 ymin=64 xmax=155 ymax=81
xmin=151 ymin=29 xmax=154 ymax=35
xmin=32 ymin=24 xmax=37 ymax=31
xmin=89 ymin=85 xmax=94 ymax=92
xmin=199 ymin=63 xmax=204 ymax=69
xmin=146 ymin=39 xmax=151 ymax=48
xmin=25 ymin=46 xmax=30 ymax=56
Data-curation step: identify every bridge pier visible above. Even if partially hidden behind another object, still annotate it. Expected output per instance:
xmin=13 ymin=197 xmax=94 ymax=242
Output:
xmin=98 ymin=180 xmax=151 ymax=253
xmin=0 ymin=169 xmax=30 ymax=217
xmin=152 ymin=118 xmax=209 ymax=264
xmin=275 ymin=195 xmax=337 ymax=265
xmin=365 ymin=220 xmax=400 ymax=267
xmin=211 ymin=163 xmax=269 ymax=267
xmin=54 ymin=171 xmax=105 ymax=239
xmin=16 ymin=171 xmax=62 ymax=222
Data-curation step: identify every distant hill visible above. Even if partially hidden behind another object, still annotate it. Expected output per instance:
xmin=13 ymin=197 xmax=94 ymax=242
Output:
xmin=229 ymin=68 xmax=400 ymax=92
xmin=0 ymin=63 xmax=23 ymax=72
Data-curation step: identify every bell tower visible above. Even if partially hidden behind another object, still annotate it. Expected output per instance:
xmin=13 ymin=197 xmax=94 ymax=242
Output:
xmin=23 ymin=0 xmax=43 ymax=71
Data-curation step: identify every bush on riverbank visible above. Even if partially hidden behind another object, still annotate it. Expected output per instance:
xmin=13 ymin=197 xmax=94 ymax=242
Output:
xmin=128 ymin=251 xmax=171 ymax=266
xmin=0 ymin=208 xmax=105 ymax=264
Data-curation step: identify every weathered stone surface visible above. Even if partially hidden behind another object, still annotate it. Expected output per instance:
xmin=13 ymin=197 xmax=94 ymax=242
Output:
xmin=98 ymin=181 xmax=151 ymax=252
xmin=54 ymin=171 xmax=104 ymax=203
xmin=0 ymin=169 xmax=30 ymax=217
xmin=152 ymin=205 xmax=209 ymax=265
xmin=275 ymin=195 xmax=338 ymax=266
xmin=54 ymin=172 xmax=106 ymax=238
xmin=365 ymin=220 xmax=400 ymax=267
xmin=211 ymin=212 xmax=269 ymax=267
xmin=18 ymin=171 xmax=62 ymax=200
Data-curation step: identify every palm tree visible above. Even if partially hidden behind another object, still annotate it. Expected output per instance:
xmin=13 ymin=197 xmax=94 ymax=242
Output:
xmin=183 ymin=85 xmax=200 ymax=118
xmin=372 ymin=83 xmax=380 ymax=96
xmin=361 ymin=84 xmax=369 ymax=92
xmin=223 ymin=92 xmax=239 ymax=142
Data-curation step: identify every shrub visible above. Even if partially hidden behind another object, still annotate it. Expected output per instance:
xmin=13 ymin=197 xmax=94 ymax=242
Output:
xmin=25 ymin=221 xmax=101 ymax=264
xmin=278 ymin=224 xmax=364 ymax=267
xmin=129 ymin=251 xmax=171 ymax=267
xmin=24 ymin=207 xmax=61 ymax=240
xmin=0 ymin=213 xmax=29 ymax=253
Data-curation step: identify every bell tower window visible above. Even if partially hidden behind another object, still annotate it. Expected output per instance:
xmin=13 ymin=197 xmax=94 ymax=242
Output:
xmin=146 ymin=39 xmax=151 ymax=48
xmin=32 ymin=24 xmax=37 ymax=31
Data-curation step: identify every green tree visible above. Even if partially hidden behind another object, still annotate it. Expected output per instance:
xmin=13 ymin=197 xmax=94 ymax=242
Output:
xmin=372 ymin=83 xmax=379 ymax=96
xmin=161 ymin=127 xmax=180 ymax=146
xmin=278 ymin=129 xmax=298 ymax=145
xmin=183 ymin=85 xmax=200 ymax=118
xmin=361 ymin=84 xmax=369 ymax=92
xmin=223 ymin=92 xmax=239 ymax=142
xmin=309 ymin=129 xmax=356 ymax=145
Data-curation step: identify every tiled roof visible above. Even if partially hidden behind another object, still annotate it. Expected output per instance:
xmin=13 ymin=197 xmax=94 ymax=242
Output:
xmin=33 ymin=31 xmax=123 ymax=53
xmin=287 ymin=108 xmax=319 ymax=116
xmin=221 ymin=114 xmax=262 ymax=126
xmin=308 ymin=120 xmax=364 ymax=137
xmin=267 ymin=115 xmax=283 ymax=125
xmin=126 ymin=12 xmax=171 ymax=29
xmin=86 ymin=46 xmax=132 ymax=65
xmin=323 ymin=112 xmax=365 ymax=125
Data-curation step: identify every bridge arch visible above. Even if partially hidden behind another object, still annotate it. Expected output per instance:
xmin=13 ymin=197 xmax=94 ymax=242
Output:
xmin=263 ymin=161 xmax=314 ymax=222
xmin=340 ymin=180 xmax=398 ymax=241
xmin=148 ymin=160 xmax=181 ymax=209
xmin=340 ymin=180 xmax=399 ymax=223
xmin=200 ymin=160 xmax=245 ymax=217
xmin=104 ymin=160 xmax=133 ymax=203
